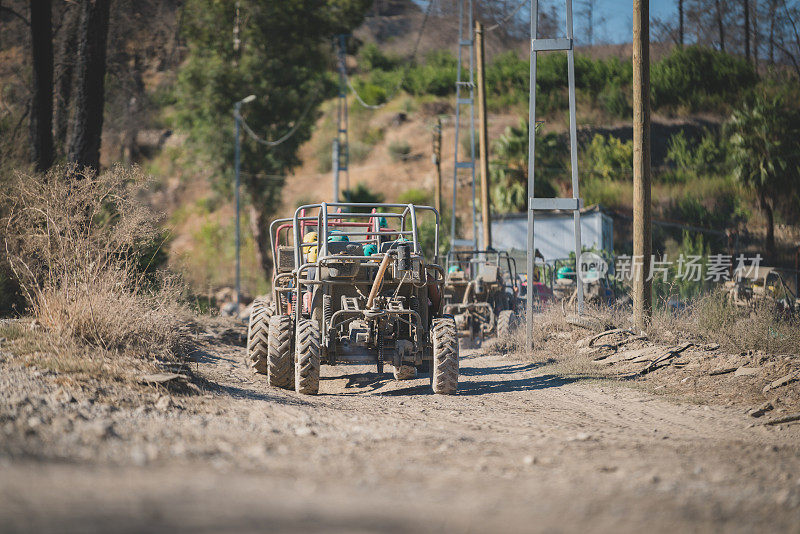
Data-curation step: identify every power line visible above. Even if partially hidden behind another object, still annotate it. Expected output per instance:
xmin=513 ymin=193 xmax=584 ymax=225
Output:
xmin=234 ymin=87 xmax=320 ymax=147
xmin=485 ymin=0 xmax=528 ymax=32
xmin=347 ymin=0 xmax=435 ymax=109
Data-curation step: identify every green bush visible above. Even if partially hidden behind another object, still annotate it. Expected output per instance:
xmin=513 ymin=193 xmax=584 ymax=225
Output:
xmin=358 ymin=43 xmax=401 ymax=71
xmin=397 ymin=188 xmax=432 ymax=205
xmin=402 ymin=50 xmax=458 ymax=96
xmin=598 ymin=82 xmax=631 ymax=117
xmin=653 ymin=231 xmax=710 ymax=304
xmin=486 ymin=51 xmax=529 ymax=110
xmin=581 ymin=134 xmax=633 ymax=180
xmin=659 ymin=130 xmax=730 ymax=183
xmin=363 ymin=69 xmax=403 ymax=97
xmin=581 ymin=178 xmax=631 ymax=209
xmin=651 ymin=46 xmax=758 ymax=111
xmin=352 ymin=81 xmax=387 ymax=106
xmin=388 ymin=140 xmax=412 ymax=161
xmin=342 ymin=182 xmax=384 ymax=210
xmin=362 ymin=126 xmax=384 ymax=146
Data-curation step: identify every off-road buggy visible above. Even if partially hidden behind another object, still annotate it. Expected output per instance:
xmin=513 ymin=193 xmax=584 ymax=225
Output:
xmin=248 ymin=202 xmax=459 ymax=395
xmin=724 ymin=265 xmax=798 ymax=316
xmin=442 ymin=250 xmax=522 ymax=342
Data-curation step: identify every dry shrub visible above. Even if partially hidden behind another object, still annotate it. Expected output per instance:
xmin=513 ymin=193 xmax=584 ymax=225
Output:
xmin=649 ymin=290 xmax=800 ymax=354
xmin=3 ymin=165 xmax=187 ymax=360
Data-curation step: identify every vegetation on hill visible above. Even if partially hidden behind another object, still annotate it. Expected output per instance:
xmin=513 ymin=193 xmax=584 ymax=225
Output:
xmin=353 ymin=44 xmax=758 ymax=117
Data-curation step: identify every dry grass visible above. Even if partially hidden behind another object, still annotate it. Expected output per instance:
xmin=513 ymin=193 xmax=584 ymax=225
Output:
xmin=647 ymin=290 xmax=800 ymax=355
xmin=491 ymin=292 xmax=800 ymax=377
xmin=2 ymin=165 xmax=189 ymax=364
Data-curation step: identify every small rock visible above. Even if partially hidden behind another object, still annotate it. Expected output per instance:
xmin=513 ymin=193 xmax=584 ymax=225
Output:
xmin=708 ymin=367 xmax=737 ymax=376
xmin=245 ymin=444 xmax=271 ymax=460
xmin=569 ymin=432 xmax=592 ymax=442
xmin=55 ymin=389 xmax=76 ymax=405
xmin=140 ymin=373 xmax=185 ymax=385
xmin=523 ymin=455 xmax=535 ymax=466
xmin=155 ymin=396 xmax=173 ymax=411
xmin=294 ymin=426 xmax=316 ymax=437
xmin=734 ymin=366 xmax=761 ymax=377
xmin=763 ymin=373 xmax=799 ymax=394
xmin=749 ymin=402 xmax=774 ymax=418
xmin=220 ymin=302 xmax=238 ymax=317
xmin=26 ymin=416 xmax=42 ymax=429
xmin=90 ymin=420 xmax=116 ymax=440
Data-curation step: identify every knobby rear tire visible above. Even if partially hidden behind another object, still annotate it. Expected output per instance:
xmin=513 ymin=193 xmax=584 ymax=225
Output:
xmin=267 ymin=315 xmax=294 ymax=389
xmin=497 ymin=310 xmax=518 ymax=339
xmin=431 ymin=316 xmax=459 ymax=395
xmin=295 ymin=319 xmax=321 ymax=395
xmin=246 ymin=298 xmax=272 ymax=374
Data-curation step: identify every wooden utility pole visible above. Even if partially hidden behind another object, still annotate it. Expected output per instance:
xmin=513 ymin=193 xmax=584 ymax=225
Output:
xmin=475 ymin=20 xmax=492 ymax=250
xmin=432 ymin=117 xmax=442 ymax=215
xmin=633 ymin=0 xmax=652 ymax=329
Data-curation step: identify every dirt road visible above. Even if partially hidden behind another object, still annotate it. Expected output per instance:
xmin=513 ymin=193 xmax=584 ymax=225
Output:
xmin=1 ymin=330 xmax=799 ymax=533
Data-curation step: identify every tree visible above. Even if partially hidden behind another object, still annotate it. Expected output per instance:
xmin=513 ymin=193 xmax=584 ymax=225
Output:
xmin=52 ymin=3 xmax=80 ymax=158
xmin=67 ymin=0 xmax=111 ymax=171
xmin=488 ymin=120 xmax=560 ymax=213
xmin=727 ymin=91 xmax=800 ymax=260
xmin=175 ymin=0 xmax=371 ymax=275
xmin=29 ymin=0 xmax=54 ymax=172
xmin=715 ymin=0 xmax=727 ymax=50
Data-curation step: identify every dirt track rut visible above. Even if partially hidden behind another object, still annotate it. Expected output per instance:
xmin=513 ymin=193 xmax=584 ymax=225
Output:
xmin=2 ymin=336 xmax=799 ymax=533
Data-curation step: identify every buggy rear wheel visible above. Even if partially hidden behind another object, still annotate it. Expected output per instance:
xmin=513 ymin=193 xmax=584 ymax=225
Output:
xmin=497 ymin=310 xmax=518 ymax=339
xmin=268 ymin=315 xmax=294 ymax=389
xmin=246 ymin=297 xmax=272 ymax=374
xmin=431 ymin=316 xmax=459 ymax=395
xmin=295 ymin=319 xmax=320 ymax=395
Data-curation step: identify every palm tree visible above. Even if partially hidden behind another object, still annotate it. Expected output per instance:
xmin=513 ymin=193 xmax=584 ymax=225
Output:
xmin=489 ymin=120 xmax=561 ymax=213
xmin=727 ymin=92 xmax=800 ymax=260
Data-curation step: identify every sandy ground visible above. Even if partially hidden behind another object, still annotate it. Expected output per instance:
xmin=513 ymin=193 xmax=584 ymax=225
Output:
xmin=1 ymin=326 xmax=799 ymax=533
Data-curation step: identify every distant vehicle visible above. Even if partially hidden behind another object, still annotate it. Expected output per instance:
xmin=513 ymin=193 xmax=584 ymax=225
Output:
xmin=724 ymin=266 xmax=797 ymax=316
xmin=442 ymin=250 xmax=522 ymax=342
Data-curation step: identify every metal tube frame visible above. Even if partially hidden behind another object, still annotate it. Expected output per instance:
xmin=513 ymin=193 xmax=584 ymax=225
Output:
xmin=527 ymin=0 xmax=585 ymax=349
xmin=451 ymin=0 xmax=478 ymax=251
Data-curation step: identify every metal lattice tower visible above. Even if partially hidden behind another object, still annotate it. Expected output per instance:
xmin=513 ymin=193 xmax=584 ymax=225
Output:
xmin=336 ymin=34 xmax=350 ymax=194
xmin=450 ymin=0 xmax=478 ymax=250
xmin=527 ymin=0 xmax=585 ymax=347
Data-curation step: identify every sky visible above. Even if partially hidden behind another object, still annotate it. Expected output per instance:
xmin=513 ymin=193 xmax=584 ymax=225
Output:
xmin=413 ymin=0 xmax=680 ymax=45
xmin=593 ymin=0 xmax=676 ymax=43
